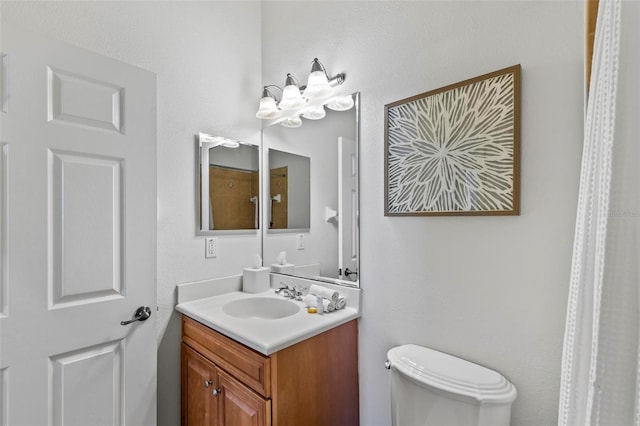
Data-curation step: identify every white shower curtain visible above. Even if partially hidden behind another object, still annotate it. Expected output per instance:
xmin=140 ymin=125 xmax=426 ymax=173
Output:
xmin=558 ymin=1 xmax=640 ymax=425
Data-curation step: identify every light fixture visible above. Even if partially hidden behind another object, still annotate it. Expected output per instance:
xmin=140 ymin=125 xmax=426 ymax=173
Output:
xmin=280 ymin=116 xmax=302 ymax=128
xmin=198 ymin=132 xmax=240 ymax=148
xmin=278 ymin=74 xmax=307 ymax=110
xmin=255 ymin=58 xmax=350 ymax=128
xmin=326 ymin=94 xmax=355 ymax=112
xmin=303 ymin=58 xmax=344 ymax=99
xmin=302 ymin=105 xmax=326 ymax=120
xmin=255 ymin=86 xmax=282 ymax=119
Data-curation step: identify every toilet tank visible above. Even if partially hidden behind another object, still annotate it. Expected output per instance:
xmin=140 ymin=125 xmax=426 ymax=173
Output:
xmin=386 ymin=345 xmax=517 ymax=426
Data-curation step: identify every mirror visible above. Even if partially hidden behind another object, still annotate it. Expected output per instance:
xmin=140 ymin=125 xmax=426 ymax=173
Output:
xmin=262 ymin=93 xmax=359 ymax=286
xmin=268 ymin=149 xmax=310 ymax=230
xmin=197 ymin=134 xmax=260 ymax=234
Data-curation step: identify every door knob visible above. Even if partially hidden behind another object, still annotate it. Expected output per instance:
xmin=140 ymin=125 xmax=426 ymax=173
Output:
xmin=204 ymin=380 xmax=212 ymax=388
xmin=344 ymin=267 xmax=358 ymax=279
xmin=213 ymin=388 xmax=222 ymax=396
xmin=120 ymin=306 xmax=152 ymax=325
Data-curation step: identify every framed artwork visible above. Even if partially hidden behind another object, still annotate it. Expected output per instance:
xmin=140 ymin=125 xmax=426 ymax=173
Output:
xmin=384 ymin=65 xmax=520 ymax=216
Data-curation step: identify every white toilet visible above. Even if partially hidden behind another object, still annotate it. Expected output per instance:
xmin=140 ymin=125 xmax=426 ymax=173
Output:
xmin=386 ymin=344 xmax=517 ymax=426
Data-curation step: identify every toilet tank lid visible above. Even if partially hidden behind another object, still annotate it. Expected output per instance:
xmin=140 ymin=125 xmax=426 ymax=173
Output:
xmin=386 ymin=344 xmax=517 ymax=403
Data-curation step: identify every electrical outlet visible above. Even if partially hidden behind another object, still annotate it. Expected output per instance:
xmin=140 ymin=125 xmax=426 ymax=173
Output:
xmin=296 ymin=234 xmax=305 ymax=250
xmin=205 ymin=237 xmax=217 ymax=258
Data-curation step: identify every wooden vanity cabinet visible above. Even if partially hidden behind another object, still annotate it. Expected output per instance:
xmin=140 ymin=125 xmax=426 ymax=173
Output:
xmin=182 ymin=344 xmax=270 ymax=425
xmin=182 ymin=344 xmax=217 ymax=425
xmin=181 ymin=316 xmax=359 ymax=426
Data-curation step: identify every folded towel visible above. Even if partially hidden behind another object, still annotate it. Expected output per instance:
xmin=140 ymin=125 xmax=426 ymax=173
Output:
xmin=309 ymin=284 xmax=339 ymax=301
xmin=335 ymin=297 xmax=346 ymax=310
xmin=302 ymin=294 xmax=336 ymax=312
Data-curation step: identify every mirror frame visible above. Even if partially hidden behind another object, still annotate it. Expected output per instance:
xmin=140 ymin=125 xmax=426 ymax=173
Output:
xmin=195 ymin=136 xmax=261 ymax=236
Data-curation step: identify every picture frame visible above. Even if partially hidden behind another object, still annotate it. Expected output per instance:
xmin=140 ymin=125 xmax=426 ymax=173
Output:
xmin=384 ymin=65 xmax=521 ymax=216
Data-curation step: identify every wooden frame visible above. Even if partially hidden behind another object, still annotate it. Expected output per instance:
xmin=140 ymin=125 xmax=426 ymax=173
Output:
xmin=586 ymin=0 xmax=599 ymax=86
xmin=384 ymin=65 xmax=521 ymax=216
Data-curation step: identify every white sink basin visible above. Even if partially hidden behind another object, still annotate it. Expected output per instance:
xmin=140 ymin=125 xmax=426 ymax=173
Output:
xmin=222 ymin=297 xmax=300 ymax=320
xmin=176 ymin=288 xmax=361 ymax=354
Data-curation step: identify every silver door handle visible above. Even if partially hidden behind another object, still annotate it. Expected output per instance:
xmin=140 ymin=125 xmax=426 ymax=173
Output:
xmin=120 ymin=306 xmax=152 ymax=325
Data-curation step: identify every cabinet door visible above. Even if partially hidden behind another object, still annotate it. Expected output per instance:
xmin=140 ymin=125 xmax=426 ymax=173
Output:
xmin=216 ymin=367 xmax=271 ymax=426
xmin=182 ymin=344 xmax=217 ymax=426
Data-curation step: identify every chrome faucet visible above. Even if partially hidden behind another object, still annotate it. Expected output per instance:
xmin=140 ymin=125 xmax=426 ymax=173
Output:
xmin=275 ymin=284 xmax=303 ymax=300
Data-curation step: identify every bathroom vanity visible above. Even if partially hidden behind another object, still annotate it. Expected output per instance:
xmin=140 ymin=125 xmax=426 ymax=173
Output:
xmin=187 ymin=76 xmax=361 ymax=424
xmin=181 ymin=317 xmax=358 ymax=425
xmin=177 ymin=282 xmax=361 ymax=426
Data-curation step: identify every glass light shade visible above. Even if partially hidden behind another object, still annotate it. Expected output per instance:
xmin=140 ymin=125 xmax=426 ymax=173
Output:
xmin=280 ymin=116 xmax=302 ymax=128
xmin=303 ymin=71 xmax=332 ymax=99
xmin=278 ymin=85 xmax=307 ymax=110
xmin=220 ymin=139 xmax=240 ymax=148
xmin=326 ymin=95 xmax=354 ymax=111
xmin=199 ymin=133 xmax=241 ymax=148
xmin=256 ymin=96 xmax=280 ymax=119
xmin=302 ymin=105 xmax=326 ymax=120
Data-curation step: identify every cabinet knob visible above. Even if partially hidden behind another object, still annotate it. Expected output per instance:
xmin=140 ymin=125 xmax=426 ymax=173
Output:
xmin=212 ymin=388 xmax=222 ymax=396
xmin=204 ymin=380 xmax=212 ymax=388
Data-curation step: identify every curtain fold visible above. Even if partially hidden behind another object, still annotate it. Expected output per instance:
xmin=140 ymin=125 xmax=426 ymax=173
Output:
xmin=558 ymin=1 xmax=640 ymax=425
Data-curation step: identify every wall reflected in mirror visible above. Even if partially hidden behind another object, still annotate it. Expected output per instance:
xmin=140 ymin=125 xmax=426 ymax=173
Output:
xmin=262 ymin=93 xmax=359 ymax=286
xmin=198 ymin=136 xmax=260 ymax=234
xmin=268 ymin=149 xmax=310 ymax=230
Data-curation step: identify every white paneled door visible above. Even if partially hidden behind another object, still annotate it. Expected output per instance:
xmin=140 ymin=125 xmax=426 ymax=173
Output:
xmin=0 ymin=26 xmax=157 ymax=425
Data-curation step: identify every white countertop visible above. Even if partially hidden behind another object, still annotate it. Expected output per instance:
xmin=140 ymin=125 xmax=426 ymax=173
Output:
xmin=176 ymin=287 xmax=360 ymax=355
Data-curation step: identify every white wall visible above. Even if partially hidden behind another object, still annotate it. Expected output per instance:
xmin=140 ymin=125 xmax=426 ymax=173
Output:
xmin=261 ymin=2 xmax=583 ymax=425
xmin=1 ymin=2 xmax=262 ymax=424
xmin=210 ymin=144 xmax=259 ymax=171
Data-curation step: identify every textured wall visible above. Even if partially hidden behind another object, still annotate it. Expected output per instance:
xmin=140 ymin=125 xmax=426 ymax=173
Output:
xmin=1 ymin=2 xmax=262 ymax=424
xmin=261 ymin=2 xmax=583 ymax=425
